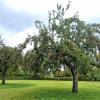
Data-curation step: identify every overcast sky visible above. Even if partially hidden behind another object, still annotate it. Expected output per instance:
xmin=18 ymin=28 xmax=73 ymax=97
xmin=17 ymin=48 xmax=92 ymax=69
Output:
xmin=0 ymin=0 xmax=100 ymax=47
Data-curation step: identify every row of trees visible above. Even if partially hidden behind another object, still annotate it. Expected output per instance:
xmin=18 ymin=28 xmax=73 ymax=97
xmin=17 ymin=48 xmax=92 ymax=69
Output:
xmin=0 ymin=2 xmax=100 ymax=93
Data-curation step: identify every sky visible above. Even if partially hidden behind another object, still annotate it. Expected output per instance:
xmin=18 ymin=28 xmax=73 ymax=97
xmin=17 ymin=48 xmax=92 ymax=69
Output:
xmin=0 ymin=0 xmax=100 ymax=47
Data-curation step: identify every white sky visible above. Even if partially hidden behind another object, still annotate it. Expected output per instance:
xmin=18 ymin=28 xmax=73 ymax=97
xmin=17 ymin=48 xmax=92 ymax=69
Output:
xmin=1 ymin=0 xmax=100 ymax=47
xmin=5 ymin=0 xmax=100 ymax=20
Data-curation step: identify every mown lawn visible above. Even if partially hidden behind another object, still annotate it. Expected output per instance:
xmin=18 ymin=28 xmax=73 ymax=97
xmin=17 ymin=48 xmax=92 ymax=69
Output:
xmin=0 ymin=80 xmax=100 ymax=100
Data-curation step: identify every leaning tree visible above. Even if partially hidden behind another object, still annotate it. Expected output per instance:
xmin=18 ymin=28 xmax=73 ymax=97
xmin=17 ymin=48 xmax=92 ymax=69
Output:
xmin=45 ymin=2 xmax=100 ymax=92
xmin=21 ymin=1 xmax=100 ymax=93
xmin=37 ymin=2 xmax=90 ymax=93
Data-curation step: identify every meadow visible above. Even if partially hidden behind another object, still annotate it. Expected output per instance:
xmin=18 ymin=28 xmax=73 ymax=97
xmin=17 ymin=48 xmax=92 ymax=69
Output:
xmin=0 ymin=80 xmax=100 ymax=100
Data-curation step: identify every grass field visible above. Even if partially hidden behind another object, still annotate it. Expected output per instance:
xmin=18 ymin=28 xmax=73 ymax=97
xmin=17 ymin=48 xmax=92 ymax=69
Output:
xmin=0 ymin=80 xmax=100 ymax=100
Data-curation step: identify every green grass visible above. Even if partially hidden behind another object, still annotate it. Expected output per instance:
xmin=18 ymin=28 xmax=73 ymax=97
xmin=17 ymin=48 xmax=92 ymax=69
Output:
xmin=0 ymin=80 xmax=100 ymax=100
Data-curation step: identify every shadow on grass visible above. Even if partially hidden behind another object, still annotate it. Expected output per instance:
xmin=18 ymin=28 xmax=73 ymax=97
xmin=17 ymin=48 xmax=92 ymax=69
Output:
xmin=18 ymin=87 xmax=100 ymax=100
xmin=0 ymin=83 xmax=35 ymax=89
xmin=18 ymin=87 xmax=77 ymax=100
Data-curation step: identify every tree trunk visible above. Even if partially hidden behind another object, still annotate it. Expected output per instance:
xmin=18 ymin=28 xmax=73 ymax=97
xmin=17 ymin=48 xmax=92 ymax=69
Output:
xmin=1 ymin=66 xmax=7 ymax=85
xmin=69 ymin=66 xmax=78 ymax=93
xmin=72 ymin=73 xmax=78 ymax=93
xmin=2 ymin=75 xmax=5 ymax=85
xmin=65 ymin=62 xmax=78 ymax=93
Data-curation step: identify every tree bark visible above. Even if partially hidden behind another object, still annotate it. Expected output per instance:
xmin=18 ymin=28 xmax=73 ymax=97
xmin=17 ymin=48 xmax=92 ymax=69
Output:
xmin=72 ymin=72 xmax=78 ymax=93
xmin=63 ymin=60 xmax=79 ymax=93
xmin=2 ymin=75 xmax=5 ymax=85
xmin=1 ymin=66 xmax=7 ymax=85
xmin=68 ymin=64 xmax=78 ymax=93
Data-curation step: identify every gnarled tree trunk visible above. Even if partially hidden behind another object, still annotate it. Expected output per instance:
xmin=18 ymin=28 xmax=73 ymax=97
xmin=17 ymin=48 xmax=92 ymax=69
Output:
xmin=67 ymin=63 xmax=78 ymax=93
xmin=72 ymin=70 xmax=78 ymax=93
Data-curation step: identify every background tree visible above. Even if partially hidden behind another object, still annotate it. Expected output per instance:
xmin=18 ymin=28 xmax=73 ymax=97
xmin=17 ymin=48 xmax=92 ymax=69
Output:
xmin=21 ymin=26 xmax=53 ymax=79
xmin=0 ymin=37 xmax=22 ymax=84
